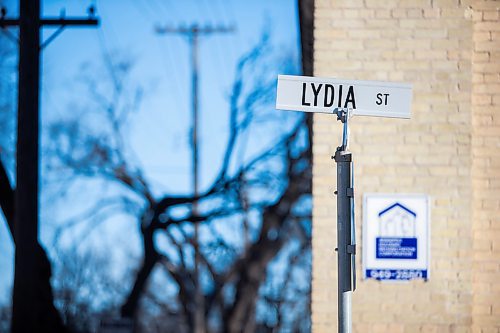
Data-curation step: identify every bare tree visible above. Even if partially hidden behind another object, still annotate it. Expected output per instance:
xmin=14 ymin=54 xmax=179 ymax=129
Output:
xmin=1 ymin=1 xmax=315 ymax=331
xmin=50 ymin=246 xmax=130 ymax=333
xmin=46 ymin=31 xmax=311 ymax=332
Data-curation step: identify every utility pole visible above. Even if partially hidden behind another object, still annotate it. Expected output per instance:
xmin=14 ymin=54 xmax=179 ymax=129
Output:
xmin=155 ymin=23 xmax=234 ymax=333
xmin=0 ymin=2 xmax=98 ymax=331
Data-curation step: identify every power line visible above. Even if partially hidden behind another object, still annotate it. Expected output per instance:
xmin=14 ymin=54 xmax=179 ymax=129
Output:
xmin=201 ymin=0 xmax=232 ymax=83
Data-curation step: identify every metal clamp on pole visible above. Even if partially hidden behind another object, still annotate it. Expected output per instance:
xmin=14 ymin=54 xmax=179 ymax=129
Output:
xmin=333 ymin=107 xmax=356 ymax=333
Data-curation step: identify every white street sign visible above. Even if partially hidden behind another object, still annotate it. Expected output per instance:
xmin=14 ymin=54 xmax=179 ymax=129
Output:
xmin=363 ymin=194 xmax=430 ymax=281
xmin=276 ymin=74 xmax=412 ymax=119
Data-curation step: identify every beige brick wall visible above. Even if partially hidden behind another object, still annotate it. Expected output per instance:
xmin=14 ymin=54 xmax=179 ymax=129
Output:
xmin=312 ymin=0 xmax=499 ymax=332
xmin=471 ymin=1 xmax=500 ymax=332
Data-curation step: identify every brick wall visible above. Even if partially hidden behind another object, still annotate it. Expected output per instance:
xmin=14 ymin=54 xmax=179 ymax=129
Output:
xmin=312 ymin=0 xmax=499 ymax=332
xmin=471 ymin=1 xmax=500 ymax=332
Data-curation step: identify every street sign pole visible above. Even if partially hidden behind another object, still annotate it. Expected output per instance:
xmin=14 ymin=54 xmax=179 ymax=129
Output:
xmin=275 ymin=74 xmax=412 ymax=333
xmin=333 ymin=108 xmax=356 ymax=333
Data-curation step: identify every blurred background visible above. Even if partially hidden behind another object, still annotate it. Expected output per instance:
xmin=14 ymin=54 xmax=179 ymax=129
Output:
xmin=0 ymin=0 xmax=314 ymax=332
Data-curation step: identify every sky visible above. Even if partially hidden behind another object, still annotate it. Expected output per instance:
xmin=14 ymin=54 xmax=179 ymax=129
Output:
xmin=0 ymin=0 xmax=302 ymax=304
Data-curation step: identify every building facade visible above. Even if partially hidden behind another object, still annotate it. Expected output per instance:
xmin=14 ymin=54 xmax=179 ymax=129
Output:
xmin=311 ymin=0 xmax=500 ymax=332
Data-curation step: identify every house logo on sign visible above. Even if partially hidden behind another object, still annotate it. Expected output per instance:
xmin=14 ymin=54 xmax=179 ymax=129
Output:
xmin=376 ymin=203 xmax=418 ymax=260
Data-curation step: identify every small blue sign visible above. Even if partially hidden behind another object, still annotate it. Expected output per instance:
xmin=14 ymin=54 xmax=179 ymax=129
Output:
xmin=376 ymin=237 xmax=417 ymax=259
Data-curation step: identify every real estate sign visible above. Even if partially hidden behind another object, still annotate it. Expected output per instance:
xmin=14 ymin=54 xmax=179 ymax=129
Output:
xmin=363 ymin=194 xmax=430 ymax=281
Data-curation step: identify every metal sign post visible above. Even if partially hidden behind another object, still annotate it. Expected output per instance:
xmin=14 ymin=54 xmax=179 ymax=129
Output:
xmin=333 ymin=108 xmax=356 ymax=333
xmin=275 ymin=74 xmax=413 ymax=333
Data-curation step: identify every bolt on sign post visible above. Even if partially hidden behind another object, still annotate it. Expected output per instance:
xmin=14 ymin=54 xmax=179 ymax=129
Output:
xmin=275 ymin=74 xmax=413 ymax=333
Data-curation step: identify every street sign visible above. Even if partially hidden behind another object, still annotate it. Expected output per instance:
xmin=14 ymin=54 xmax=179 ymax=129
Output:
xmin=274 ymin=74 xmax=415 ymax=332
xmin=276 ymin=74 xmax=412 ymax=119
xmin=363 ymin=194 xmax=430 ymax=281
